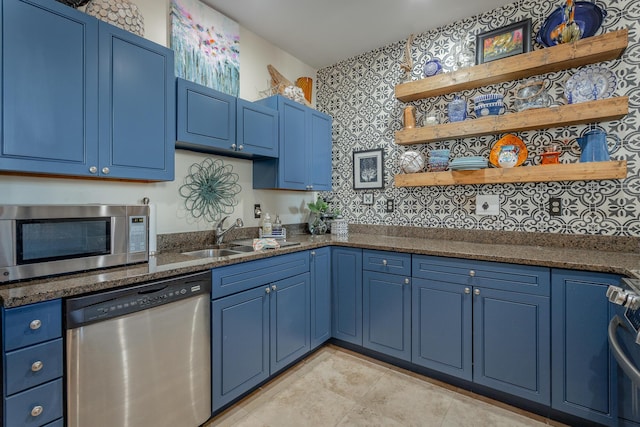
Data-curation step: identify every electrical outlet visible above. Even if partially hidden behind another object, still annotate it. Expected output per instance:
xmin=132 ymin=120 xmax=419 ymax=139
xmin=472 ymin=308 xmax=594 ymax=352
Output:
xmin=476 ymin=194 xmax=499 ymax=216
xmin=254 ymin=204 xmax=262 ymax=219
xmin=386 ymin=199 xmax=394 ymax=213
xmin=549 ymin=198 xmax=562 ymax=216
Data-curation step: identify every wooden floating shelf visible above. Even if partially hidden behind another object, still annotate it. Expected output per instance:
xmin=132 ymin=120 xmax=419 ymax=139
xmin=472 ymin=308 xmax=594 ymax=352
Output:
xmin=395 ymin=29 xmax=628 ymax=102
xmin=394 ymin=161 xmax=627 ymax=187
xmin=395 ymin=97 xmax=628 ymax=145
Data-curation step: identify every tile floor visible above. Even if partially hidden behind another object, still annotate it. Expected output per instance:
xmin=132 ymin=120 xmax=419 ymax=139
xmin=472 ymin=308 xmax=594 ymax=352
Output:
xmin=206 ymin=345 xmax=566 ymax=427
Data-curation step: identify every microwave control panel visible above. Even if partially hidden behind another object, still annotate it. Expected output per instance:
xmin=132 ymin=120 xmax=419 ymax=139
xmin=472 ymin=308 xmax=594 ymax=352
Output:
xmin=129 ymin=216 xmax=147 ymax=253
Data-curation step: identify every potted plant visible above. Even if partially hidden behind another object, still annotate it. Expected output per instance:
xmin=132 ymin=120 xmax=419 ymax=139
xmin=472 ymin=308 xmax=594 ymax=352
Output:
xmin=307 ymin=197 xmax=340 ymax=234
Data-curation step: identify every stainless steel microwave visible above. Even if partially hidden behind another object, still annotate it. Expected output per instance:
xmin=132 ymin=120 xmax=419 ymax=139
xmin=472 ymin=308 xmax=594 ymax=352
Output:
xmin=0 ymin=205 xmax=149 ymax=283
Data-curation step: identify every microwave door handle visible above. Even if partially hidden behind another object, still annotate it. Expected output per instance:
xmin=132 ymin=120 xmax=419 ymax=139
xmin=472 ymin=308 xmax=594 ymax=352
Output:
xmin=609 ymin=315 xmax=640 ymax=386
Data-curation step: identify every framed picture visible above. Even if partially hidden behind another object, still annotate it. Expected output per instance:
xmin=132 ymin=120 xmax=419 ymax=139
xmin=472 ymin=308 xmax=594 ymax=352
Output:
xmin=476 ymin=19 xmax=531 ymax=65
xmin=362 ymin=193 xmax=374 ymax=206
xmin=353 ymin=149 xmax=384 ymax=190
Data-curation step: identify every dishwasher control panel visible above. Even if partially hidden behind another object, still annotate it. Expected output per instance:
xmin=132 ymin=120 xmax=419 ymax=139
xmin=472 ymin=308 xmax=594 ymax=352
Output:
xmin=66 ymin=271 xmax=211 ymax=328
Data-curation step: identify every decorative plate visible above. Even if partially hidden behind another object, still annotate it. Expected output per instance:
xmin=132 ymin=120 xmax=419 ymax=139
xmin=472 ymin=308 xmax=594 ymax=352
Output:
xmin=489 ymin=134 xmax=528 ymax=168
xmin=564 ymin=65 xmax=616 ymax=104
xmin=536 ymin=1 xmax=607 ymax=47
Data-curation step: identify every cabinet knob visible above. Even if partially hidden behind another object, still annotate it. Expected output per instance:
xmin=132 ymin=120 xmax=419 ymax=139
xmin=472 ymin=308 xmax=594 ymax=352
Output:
xmin=89 ymin=166 xmax=98 ymax=174
xmin=271 ymin=285 xmax=277 ymax=291
xmin=31 ymin=361 xmax=44 ymax=372
xmin=238 ymin=144 xmax=244 ymax=151
xmin=474 ymin=289 xmax=480 ymax=296
xmin=404 ymin=278 xmax=410 ymax=285
xmin=30 ymin=405 xmax=43 ymax=417
xmin=265 ymin=287 xmax=271 ymax=294
xmin=464 ymin=287 xmax=471 ymax=294
xmin=101 ymin=167 xmax=110 ymax=175
xmin=382 ymin=259 xmax=388 ymax=266
xmin=231 ymin=143 xmax=237 ymax=149
xmin=29 ymin=319 xmax=42 ymax=330
xmin=469 ymin=270 xmax=475 ymax=277
xmin=311 ymin=251 xmax=316 ymax=256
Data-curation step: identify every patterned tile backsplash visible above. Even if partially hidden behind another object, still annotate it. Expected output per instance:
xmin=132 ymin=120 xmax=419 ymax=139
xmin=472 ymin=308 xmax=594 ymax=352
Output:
xmin=316 ymin=0 xmax=640 ymax=237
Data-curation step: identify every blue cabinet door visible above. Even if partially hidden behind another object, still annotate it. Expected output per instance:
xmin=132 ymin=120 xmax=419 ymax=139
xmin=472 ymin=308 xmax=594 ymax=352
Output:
xmin=411 ymin=277 xmax=472 ymax=380
xmin=270 ymin=273 xmax=310 ymax=374
xmin=552 ymin=269 xmax=619 ymax=426
xmin=99 ymin=22 xmax=175 ymax=180
xmin=211 ymin=286 xmax=269 ymax=411
xmin=331 ymin=247 xmax=362 ymax=345
xmin=308 ymin=110 xmax=332 ymax=191
xmin=0 ymin=0 xmax=98 ymax=176
xmin=176 ymin=78 xmax=236 ymax=153
xmin=473 ymin=287 xmax=551 ymax=405
xmin=363 ymin=271 xmax=411 ymax=361
xmin=237 ymin=98 xmax=278 ymax=157
xmin=311 ymin=248 xmax=331 ymax=349
xmin=277 ymin=97 xmax=307 ymax=189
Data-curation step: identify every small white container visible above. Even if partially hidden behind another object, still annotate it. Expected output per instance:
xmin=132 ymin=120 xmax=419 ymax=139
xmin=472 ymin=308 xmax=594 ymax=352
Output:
xmin=331 ymin=216 xmax=348 ymax=236
xmin=262 ymin=213 xmax=272 ymax=235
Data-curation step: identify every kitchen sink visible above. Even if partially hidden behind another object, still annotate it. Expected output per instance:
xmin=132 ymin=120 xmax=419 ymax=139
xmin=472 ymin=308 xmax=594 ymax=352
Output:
xmin=182 ymin=248 xmax=245 ymax=258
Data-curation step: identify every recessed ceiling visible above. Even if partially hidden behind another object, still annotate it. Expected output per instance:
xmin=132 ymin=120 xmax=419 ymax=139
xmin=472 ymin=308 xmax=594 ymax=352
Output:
xmin=201 ymin=0 xmax=517 ymax=69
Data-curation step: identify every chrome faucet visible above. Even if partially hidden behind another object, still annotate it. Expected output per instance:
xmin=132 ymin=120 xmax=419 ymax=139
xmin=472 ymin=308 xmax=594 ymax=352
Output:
xmin=215 ymin=216 xmax=244 ymax=244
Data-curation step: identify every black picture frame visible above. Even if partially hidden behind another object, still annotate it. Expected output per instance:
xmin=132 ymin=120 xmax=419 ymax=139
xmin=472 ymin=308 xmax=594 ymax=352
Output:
xmin=353 ymin=149 xmax=384 ymax=190
xmin=476 ymin=18 xmax=532 ymax=65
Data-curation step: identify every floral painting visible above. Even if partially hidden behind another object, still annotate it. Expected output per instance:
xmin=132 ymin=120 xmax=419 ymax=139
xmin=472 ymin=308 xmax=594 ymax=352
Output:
xmin=170 ymin=0 xmax=240 ymax=96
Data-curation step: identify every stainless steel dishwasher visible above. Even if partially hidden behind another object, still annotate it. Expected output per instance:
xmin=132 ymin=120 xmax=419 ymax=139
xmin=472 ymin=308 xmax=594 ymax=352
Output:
xmin=65 ymin=271 xmax=211 ymax=427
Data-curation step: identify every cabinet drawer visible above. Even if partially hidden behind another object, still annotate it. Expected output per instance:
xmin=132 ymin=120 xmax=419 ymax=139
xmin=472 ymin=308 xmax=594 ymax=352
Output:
xmin=3 ymin=300 xmax=62 ymax=351
xmin=5 ymin=339 xmax=63 ymax=396
xmin=43 ymin=418 xmax=63 ymax=427
xmin=5 ymin=378 xmax=63 ymax=427
xmin=412 ymin=255 xmax=550 ymax=296
xmin=363 ymin=250 xmax=411 ymax=275
xmin=212 ymin=251 xmax=310 ymax=299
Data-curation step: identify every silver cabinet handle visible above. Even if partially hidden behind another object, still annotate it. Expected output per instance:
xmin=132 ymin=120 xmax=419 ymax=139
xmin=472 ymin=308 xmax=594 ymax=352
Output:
xmin=231 ymin=143 xmax=237 ymax=149
xmin=238 ymin=144 xmax=244 ymax=151
xmin=464 ymin=287 xmax=471 ymax=294
xmin=474 ymin=289 xmax=480 ymax=295
xmin=382 ymin=259 xmax=388 ymax=266
xmin=404 ymin=278 xmax=410 ymax=285
xmin=311 ymin=251 xmax=316 ymax=256
xmin=31 ymin=361 xmax=43 ymax=372
xmin=271 ymin=285 xmax=277 ymax=291
xmin=31 ymin=405 xmax=43 ymax=417
xmin=29 ymin=319 xmax=42 ymax=330
xmin=101 ymin=167 xmax=110 ymax=175
xmin=469 ymin=270 xmax=475 ymax=277
xmin=265 ymin=287 xmax=271 ymax=294
xmin=89 ymin=166 xmax=98 ymax=174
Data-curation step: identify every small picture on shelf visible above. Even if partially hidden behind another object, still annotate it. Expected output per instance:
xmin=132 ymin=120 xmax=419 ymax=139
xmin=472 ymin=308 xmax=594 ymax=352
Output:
xmin=476 ymin=19 xmax=532 ymax=65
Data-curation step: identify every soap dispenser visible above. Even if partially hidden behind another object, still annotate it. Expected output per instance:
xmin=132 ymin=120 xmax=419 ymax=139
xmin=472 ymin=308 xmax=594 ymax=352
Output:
xmin=262 ymin=213 xmax=272 ymax=235
xmin=273 ymin=214 xmax=283 ymax=233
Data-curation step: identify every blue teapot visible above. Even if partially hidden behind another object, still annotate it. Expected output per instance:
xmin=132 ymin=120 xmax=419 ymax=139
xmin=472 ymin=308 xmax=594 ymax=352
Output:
xmin=577 ymin=129 xmax=620 ymax=162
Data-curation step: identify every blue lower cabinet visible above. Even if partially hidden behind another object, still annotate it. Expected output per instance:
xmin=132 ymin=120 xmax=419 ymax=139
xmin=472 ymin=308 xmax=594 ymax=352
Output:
xmin=552 ymin=269 xmax=619 ymax=426
xmin=473 ymin=287 xmax=550 ymax=405
xmin=332 ymin=247 xmax=363 ymax=345
xmin=363 ymin=271 xmax=411 ymax=361
xmin=411 ymin=277 xmax=472 ymax=380
xmin=310 ymin=248 xmax=331 ymax=349
xmin=212 ymin=286 xmax=269 ymax=411
xmin=4 ymin=378 xmax=63 ymax=427
xmin=270 ymin=273 xmax=311 ymax=374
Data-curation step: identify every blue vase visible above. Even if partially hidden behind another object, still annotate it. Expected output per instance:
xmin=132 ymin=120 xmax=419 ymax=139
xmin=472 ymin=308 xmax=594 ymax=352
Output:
xmin=448 ymin=96 xmax=467 ymax=122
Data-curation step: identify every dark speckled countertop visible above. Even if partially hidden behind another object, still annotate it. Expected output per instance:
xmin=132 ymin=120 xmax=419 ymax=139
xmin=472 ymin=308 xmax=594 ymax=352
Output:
xmin=1 ymin=230 xmax=639 ymax=308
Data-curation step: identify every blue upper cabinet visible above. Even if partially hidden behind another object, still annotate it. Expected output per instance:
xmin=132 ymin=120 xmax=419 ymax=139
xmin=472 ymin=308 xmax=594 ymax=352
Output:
xmin=99 ymin=22 xmax=175 ymax=181
xmin=176 ymin=78 xmax=278 ymax=158
xmin=0 ymin=0 xmax=175 ymax=181
xmin=253 ymin=95 xmax=332 ymax=190
xmin=0 ymin=0 xmax=98 ymax=176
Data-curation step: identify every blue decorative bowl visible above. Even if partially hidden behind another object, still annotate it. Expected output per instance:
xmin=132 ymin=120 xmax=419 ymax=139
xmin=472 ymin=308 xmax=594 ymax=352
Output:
xmin=474 ymin=101 xmax=505 ymax=117
xmin=473 ymin=94 xmax=503 ymax=104
xmin=423 ymin=59 xmax=443 ymax=77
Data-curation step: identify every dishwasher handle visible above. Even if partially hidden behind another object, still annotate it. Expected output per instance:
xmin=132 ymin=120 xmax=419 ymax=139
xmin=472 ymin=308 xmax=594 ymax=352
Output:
xmin=609 ymin=315 xmax=640 ymax=386
xmin=138 ymin=285 xmax=168 ymax=295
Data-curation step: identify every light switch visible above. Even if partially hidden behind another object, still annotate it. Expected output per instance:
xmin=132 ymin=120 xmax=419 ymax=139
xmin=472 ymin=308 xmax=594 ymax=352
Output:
xmin=476 ymin=194 xmax=499 ymax=216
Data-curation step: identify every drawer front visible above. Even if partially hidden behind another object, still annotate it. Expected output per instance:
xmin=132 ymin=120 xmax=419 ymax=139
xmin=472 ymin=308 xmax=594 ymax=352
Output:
xmin=5 ymin=378 xmax=63 ymax=427
xmin=363 ymin=250 xmax=411 ymax=275
xmin=4 ymin=300 xmax=62 ymax=351
xmin=43 ymin=418 xmax=63 ymax=427
xmin=5 ymin=339 xmax=64 ymax=396
xmin=212 ymin=251 xmax=310 ymax=299
xmin=412 ymin=255 xmax=550 ymax=296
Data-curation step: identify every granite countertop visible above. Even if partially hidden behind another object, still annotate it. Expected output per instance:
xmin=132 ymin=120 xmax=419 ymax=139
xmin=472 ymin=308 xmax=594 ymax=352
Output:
xmin=1 ymin=232 xmax=639 ymax=308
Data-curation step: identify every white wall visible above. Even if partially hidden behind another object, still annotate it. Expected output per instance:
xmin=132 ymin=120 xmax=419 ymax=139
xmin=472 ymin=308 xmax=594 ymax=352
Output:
xmin=0 ymin=0 xmax=318 ymax=234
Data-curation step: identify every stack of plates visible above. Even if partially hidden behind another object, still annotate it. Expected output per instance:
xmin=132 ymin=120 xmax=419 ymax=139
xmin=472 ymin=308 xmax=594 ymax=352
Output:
xmin=449 ymin=156 xmax=488 ymax=170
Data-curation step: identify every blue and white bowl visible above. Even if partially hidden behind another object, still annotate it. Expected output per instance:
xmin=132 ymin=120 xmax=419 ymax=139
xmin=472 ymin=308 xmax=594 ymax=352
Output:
xmin=423 ymin=59 xmax=443 ymax=77
xmin=474 ymin=101 xmax=505 ymax=117
xmin=473 ymin=93 xmax=503 ymax=104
